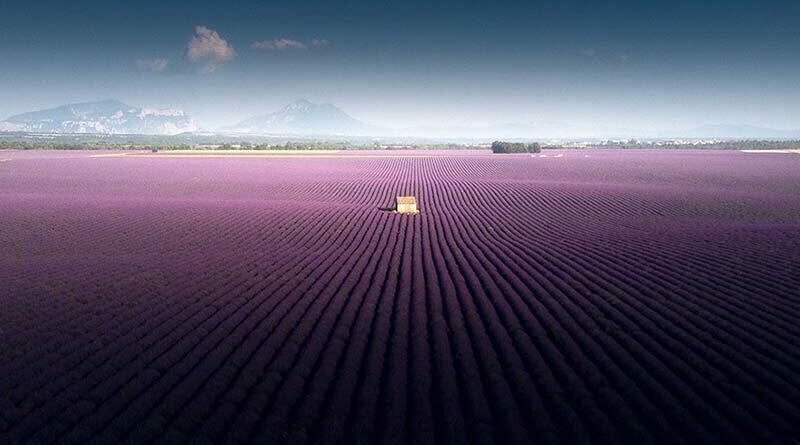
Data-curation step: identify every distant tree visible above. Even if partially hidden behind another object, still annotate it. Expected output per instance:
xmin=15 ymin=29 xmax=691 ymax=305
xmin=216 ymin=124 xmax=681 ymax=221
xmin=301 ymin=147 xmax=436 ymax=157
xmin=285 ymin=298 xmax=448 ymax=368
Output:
xmin=491 ymin=141 xmax=541 ymax=154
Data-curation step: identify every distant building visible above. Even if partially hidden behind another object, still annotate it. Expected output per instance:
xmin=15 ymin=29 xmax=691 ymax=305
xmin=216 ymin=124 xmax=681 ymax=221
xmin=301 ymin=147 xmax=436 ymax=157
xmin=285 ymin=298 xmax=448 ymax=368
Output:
xmin=396 ymin=196 xmax=419 ymax=214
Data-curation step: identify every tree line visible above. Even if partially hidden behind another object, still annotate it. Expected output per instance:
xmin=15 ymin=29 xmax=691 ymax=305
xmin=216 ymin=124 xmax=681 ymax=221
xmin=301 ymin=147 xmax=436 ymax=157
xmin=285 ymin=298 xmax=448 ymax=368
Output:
xmin=491 ymin=141 xmax=542 ymax=154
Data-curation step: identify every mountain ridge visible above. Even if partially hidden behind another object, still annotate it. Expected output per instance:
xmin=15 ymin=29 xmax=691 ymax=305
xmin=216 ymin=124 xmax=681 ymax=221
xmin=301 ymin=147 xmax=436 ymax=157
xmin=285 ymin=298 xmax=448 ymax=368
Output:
xmin=678 ymin=124 xmax=800 ymax=139
xmin=225 ymin=99 xmax=377 ymax=136
xmin=2 ymin=99 xmax=196 ymax=135
xmin=4 ymin=99 xmax=799 ymax=140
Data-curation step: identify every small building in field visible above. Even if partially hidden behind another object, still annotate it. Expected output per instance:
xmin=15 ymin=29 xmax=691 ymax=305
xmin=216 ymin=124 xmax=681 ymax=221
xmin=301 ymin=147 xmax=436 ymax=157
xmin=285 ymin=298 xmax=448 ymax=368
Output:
xmin=396 ymin=196 xmax=419 ymax=214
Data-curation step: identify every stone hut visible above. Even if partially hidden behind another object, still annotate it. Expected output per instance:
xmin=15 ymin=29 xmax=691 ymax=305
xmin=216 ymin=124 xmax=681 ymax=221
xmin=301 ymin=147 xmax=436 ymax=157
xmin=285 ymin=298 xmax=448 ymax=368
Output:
xmin=396 ymin=196 xmax=419 ymax=214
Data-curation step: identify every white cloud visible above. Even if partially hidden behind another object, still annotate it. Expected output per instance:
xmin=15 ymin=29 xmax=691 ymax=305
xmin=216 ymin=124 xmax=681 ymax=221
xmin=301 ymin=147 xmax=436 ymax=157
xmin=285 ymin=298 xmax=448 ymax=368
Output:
xmin=187 ymin=26 xmax=235 ymax=73
xmin=310 ymin=38 xmax=331 ymax=47
xmin=251 ymin=38 xmax=308 ymax=52
xmin=135 ymin=58 xmax=169 ymax=72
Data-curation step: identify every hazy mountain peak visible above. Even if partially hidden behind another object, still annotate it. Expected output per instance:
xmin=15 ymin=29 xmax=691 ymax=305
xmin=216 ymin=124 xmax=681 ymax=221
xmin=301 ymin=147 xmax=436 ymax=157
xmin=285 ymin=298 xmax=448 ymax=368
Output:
xmin=95 ymin=98 xmax=129 ymax=108
xmin=228 ymin=99 xmax=374 ymax=135
xmin=282 ymin=98 xmax=314 ymax=111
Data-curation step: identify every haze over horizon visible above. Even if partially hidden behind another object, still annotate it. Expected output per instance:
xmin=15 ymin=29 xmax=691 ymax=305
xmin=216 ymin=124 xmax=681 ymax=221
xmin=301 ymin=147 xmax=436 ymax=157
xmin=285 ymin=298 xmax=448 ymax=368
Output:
xmin=2 ymin=0 xmax=799 ymax=134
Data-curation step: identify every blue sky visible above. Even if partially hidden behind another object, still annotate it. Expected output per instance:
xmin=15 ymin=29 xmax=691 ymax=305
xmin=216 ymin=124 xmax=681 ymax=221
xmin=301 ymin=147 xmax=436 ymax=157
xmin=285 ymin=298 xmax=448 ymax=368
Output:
xmin=1 ymin=0 xmax=799 ymax=131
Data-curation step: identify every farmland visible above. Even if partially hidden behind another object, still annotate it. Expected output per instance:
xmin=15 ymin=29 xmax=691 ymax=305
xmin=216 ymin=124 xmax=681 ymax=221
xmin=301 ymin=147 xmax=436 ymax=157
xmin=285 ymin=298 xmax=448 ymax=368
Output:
xmin=0 ymin=149 xmax=799 ymax=445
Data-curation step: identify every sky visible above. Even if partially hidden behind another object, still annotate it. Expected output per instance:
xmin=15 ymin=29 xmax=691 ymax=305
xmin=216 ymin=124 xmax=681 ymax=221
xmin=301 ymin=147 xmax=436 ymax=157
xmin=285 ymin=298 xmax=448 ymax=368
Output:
xmin=1 ymin=0 xmax=799 ymax=133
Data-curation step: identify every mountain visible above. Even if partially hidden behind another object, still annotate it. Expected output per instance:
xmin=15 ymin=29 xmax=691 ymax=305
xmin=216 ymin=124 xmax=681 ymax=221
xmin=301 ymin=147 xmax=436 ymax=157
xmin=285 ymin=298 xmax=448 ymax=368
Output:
xmin=227 ymin=99 xmax=376 ymax=135
xmin=2 ymin=99 xmax=196 ymax=135
xmin=226 ymin=100 xmax=638 ymax=139
xmin=681 ymin=124 xmax=800 ymax=139
xmin=0 ymin=122 xmax=21 ymax=132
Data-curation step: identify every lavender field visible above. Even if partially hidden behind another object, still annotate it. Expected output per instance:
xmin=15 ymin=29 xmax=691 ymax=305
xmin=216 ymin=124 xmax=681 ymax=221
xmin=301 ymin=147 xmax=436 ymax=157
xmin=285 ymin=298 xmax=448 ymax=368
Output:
xmin=1 ymin=149 xmax=799 ymax=445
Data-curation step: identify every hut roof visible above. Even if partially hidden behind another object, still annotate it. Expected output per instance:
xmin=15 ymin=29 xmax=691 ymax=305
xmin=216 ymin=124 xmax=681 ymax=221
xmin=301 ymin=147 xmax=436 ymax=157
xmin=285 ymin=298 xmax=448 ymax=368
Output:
xmin=396 ymin=196 xmax=417 ymax=205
